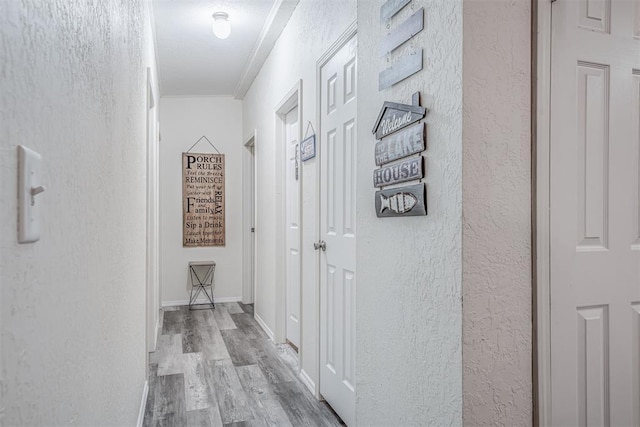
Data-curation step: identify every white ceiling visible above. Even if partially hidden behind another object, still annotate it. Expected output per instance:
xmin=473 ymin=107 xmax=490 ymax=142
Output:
xmin=152 ymin=0 xmax=298 ymax=98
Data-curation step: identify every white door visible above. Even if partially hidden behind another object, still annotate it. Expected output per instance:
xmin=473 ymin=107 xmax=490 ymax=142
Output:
xmin=285 ymin=106 xmax=301 ymax=350
xmin=550 ymin=1 xmax=640 ymax=425
xmin=319 ymin=34 xmax=357 ymax=426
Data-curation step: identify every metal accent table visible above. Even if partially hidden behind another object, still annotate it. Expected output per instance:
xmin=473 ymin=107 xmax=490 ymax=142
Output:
xmin=188 ymin=261 xmax=216 ymax=310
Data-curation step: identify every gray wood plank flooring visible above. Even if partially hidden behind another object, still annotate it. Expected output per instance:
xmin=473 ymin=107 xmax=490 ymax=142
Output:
xmin=221 ymin=329 xmax=257 ymax=366
xmin=144 ymin=303 xmax=343 ymax=427
xmin=237 ymin=365 xmax=293 ymax=427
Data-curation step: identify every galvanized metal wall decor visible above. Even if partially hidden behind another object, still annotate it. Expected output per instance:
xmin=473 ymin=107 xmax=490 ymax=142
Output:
xmin=372 ymin=100 xmax=426 ymax=139
xmin=375 ymin=122 xmax=425 ymax=166
xmin=379 ymin=8 xmax=424 ymax=57
xmin=300 ymin=134 xmax=316 ymax=161
xmin=379 ymin=51 xmax=423 ymax=91
xmin=373 ymin=157 xmax=423 ymax=188
xmin=372 ymin=92 xmax=428 ymax=218
xmin=375 ymin=183 xmax=427 ymax=217
xmin=380 ymin=0 xmax=412 ymax=22
xmin=379 ymin=0 xmax=424 ymax=91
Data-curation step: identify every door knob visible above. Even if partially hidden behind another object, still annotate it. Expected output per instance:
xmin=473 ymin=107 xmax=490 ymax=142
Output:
xmin=314 ymin=240 xmax=326 ymax=251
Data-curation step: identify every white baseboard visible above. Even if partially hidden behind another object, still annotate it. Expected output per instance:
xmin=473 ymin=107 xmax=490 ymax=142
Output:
xmin=137 ymin=380 xmax=149 ymax=427
xmin=162 ymin=296 xmax=242 ymax=307
xmin=299 ymin=369 xmax=316 ymax=396
xmin=254 ymin=313 xmax=275 ymax=342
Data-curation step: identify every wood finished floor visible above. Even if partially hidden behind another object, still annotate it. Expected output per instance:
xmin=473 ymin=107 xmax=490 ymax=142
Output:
xmin=143 ymin=303 xmax=343 ymax=427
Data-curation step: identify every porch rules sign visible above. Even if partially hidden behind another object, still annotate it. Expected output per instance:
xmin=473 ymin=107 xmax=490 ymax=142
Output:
xmin=182 ymin=152 xmax=225 ymax=247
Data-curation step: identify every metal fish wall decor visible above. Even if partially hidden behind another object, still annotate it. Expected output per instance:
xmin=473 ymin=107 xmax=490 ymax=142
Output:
xmin=375 ymin=183 xmax=427 ymax=218
xmin=379 ymin=191 xmax=417 ymax=214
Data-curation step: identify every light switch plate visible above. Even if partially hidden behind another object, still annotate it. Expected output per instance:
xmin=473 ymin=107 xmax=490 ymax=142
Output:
xmin=18 ymin=145 xmax=42 ymax=243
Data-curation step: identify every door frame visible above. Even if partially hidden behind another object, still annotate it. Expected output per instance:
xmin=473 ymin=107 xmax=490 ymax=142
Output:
xmin=274 ymin=81 xmax=303 ymax=344
xmin=535 ymin=0 xmax=552 ymax=425
xmin=243 ymin=131 xmax=257 ymax=304
xmin=315 ymin=21 xmax=358 ymax=401
xmin=145 ymin=67 xmax=160 ymax=355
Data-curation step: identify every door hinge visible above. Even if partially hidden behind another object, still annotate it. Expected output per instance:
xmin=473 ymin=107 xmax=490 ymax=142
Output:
xmin=251 ymin=227 xmax=255 ymax=232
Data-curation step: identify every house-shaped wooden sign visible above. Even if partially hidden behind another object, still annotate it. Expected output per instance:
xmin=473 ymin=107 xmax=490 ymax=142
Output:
xmin=371 ymin=100 xmax=426 ymax=140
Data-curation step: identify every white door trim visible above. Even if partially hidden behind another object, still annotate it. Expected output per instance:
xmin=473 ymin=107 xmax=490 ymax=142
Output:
xmin=315 ymin=20 xmax=357 ymax=402
xmin=535 ymin=1 xmax=552 ymax=425
xmin=243 ymin=131 xmax=257 ymax=304
xmin=145 ymin=67 xmax=160 ymax=356
xmin=274 ymin=80 xmax=303 ymax=344
xmin=284 ymin=106 xmax=302 ymax=350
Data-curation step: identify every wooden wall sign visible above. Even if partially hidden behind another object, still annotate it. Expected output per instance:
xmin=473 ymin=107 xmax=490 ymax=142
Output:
xmin=372 ymin=93 xmax=428 ymax=218
xmin=300 ymin=134 xmax=316 ymax=161
xmin=379 ymin=8 xmax=424 ymax=57
xmin=375 ymin=122 xmax=425 ymax=166
xmin=380 ymin=0 xmax=411 ymax=22
xmin=372 ymin=100 xmax=426 ymax=139
xmin=379 ymin=50 xmax=423 ymax=91
xmin=375 ymin=183 xmax=427 ymax=217
xmin=182 ymin=152 xmax=225 ymax=247
xmin=373 ymin=157 xmax=424 ymax=188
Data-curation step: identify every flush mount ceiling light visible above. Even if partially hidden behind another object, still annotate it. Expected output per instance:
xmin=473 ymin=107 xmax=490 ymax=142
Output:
xmin=212 ymin=12 xmax=231 ymax=39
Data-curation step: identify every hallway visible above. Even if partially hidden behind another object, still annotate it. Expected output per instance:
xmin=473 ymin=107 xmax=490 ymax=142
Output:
xmin=143 ymin=303 xmax=343 ymax=426
xmin=1 ymin=0 xmax=545 ymax=425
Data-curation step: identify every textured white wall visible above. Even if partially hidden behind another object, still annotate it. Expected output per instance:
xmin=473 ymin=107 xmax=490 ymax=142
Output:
xmin=0 ymin=0 xmax=156 ymax=425
xmin=356 ymin=0 xmax=463 ymax=424
xmin=242 ymin=0 xmax=357 ymax=391
xmin=243 ymin=1 xmax=531 ymax=424
xmin=159 ymin=97 xmax=244 ymax=303
xmin=462 ymin=0 xmax=532 ymax=425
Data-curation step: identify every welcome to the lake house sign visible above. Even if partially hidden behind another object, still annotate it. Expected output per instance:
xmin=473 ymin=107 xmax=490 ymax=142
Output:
xmin=371 ymin=93 xmax=427 ymax=218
